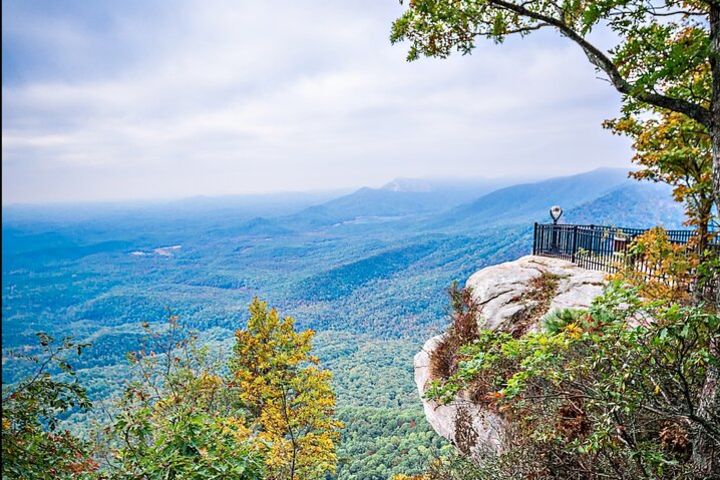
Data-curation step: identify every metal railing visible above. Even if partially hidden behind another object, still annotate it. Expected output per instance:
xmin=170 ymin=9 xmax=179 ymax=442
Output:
xmin=532 ymin=223 xmax=718 ymax=275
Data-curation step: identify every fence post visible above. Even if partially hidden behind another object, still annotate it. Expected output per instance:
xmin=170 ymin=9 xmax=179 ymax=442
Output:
xmin=571 ymin=225 xmax=578 ymax=263
xmin=533 ymin=223 xmax=538 ymax=255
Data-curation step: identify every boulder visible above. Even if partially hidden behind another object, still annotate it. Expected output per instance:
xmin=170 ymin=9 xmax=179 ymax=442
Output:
xmin=415 ymin=334 xmax=507 ymax=458
xmin=414 ymin=255 xmax=606 ymax=460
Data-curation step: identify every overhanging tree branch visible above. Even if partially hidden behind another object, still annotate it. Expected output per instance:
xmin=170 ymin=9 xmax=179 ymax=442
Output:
xmin=487 ymin=0 xmax=713 ymax=127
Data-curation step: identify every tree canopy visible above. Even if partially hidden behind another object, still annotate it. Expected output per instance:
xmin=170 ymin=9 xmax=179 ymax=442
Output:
xmin=231 ymin=299 xmax=342 ymax=480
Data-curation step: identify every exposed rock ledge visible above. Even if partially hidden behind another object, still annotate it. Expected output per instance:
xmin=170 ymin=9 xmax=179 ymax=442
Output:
xmin=414 ymin=255 xmax=606 ymax=461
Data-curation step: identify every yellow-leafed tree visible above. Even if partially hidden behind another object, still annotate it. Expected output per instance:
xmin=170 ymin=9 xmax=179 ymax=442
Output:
xmin=231 ymin=298 xmax=342 ymax=480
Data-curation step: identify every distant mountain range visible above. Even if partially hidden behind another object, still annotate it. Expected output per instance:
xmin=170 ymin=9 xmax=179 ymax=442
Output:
xmin=276 ymin=168 xmax=686 ymax=232
xmin=564 ymin=182 xmax=686 ymax=228
xmin=278 ymin=178 xmax=510 ymax=229
xmin=434 ymin=168 xmax=631 ymax=228
xmin=379 ymin=177 xmax=512 ymax=195
xmin=2 ymin=168 xmax=687 ymax=238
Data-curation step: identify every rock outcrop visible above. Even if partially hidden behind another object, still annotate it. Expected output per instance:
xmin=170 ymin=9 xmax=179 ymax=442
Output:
xmin=414 ymin=255 xmax=606 ymax=461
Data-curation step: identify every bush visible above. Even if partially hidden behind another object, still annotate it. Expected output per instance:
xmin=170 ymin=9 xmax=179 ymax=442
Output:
xmin=425 ymin=283 xmax=719 ymax=479
xmin=542 ymin=309 xmax=589 ymax=334
xmin=1 ymin=334 xmax=98 ymax=480
xmin=429 ymin=283 xmax=481 ymax=380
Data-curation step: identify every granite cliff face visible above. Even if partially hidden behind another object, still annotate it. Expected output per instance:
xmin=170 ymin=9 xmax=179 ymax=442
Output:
xmin=414 ymin=255 xmax=606 ymax=461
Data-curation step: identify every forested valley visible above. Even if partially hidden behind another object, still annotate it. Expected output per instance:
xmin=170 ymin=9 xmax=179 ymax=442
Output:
xmin=2 ymin=169 xmax=688 ymax=479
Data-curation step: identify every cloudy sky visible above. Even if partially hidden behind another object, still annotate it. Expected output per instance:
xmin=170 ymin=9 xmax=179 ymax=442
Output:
xmin=2 ymin=0 xmax=631 ymax=204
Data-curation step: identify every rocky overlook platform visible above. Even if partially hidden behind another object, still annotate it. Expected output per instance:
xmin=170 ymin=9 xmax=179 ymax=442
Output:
xmin=414 ymin=255 xmax=607 ymax=462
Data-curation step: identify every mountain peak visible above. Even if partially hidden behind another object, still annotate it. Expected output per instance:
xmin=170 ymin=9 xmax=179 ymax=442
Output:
xmin=381 ymin=178 xmax=434 ymax=193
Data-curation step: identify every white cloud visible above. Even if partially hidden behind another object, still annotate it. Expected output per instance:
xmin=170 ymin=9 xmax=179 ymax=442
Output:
xmin=2 ymin=0 xmax=631 ymax=204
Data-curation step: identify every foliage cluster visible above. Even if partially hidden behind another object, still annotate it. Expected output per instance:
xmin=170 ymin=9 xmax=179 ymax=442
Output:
xmin=613 ymin=227 xmax=697 ymax=303
xmin=430 ymin=282 xmax=481 ymax=380
xmin=604 ymin=112 xmax=715 ymax=236
xmin=425 ymin=284 xmax=719 ymax=479
xmin=2 ymin=299 xmax=340 ymax=480
xmin=1 ymin=334 xmax=97 ymax=480
xmin=100 ymin=316 xmax=264 ymax=480
xmin=390 ymin=450 xmax=509 ymax=480
xmin=231 ymin=300 xmax=342 ymax=480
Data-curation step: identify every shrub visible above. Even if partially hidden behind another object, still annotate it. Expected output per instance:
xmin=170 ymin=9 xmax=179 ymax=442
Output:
xmin=1 ymin=334 xmax=98 ymax=480
xmin=425 ymin=283 xmax=719 ymax=479
xmin=105 ymin=317 xmax=264 ymax=480
xmin=542 ymin=308 xmax=588 ymax=335
xmin=613 ymin=227 xmax=696 ymax=303
xmin=429 ymin=283 xmax=481 ymax=380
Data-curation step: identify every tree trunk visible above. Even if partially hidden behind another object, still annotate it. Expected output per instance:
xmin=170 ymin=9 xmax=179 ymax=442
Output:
xmin=692 ymin=336 xmax=720 ymax=478
xmin=692 ymin=6 xmax=720 ymax=478
xmin=692 ymin=200 xmax=714 ymax=303
xmin=712 ymin=3 xmax=720 ymax=218
xmin=714 ymin=130 xmax=720 ymax=218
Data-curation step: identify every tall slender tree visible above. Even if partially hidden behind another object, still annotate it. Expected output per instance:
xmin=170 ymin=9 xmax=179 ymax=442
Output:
xmin=230 ymin=299 xmax=342 ymax=480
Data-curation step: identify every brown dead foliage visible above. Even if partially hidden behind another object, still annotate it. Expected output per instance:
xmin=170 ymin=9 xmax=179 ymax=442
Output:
xmin=508 ymin=272 xmax=561 ymax=338
xmin=429 ymin=283 xmax=481 ymax=380
xmin=660 ymin=421 xmax=691 ymax=456
xmin=555 ymin=402 xmax=591 ymax=440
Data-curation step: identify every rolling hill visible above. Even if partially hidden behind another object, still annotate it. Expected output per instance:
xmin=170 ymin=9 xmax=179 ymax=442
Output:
xmin=434 ymin=168 xmax=634 ymax=229
xmin=563 ymin=182 xmax=686 ymax=228
xmin=282 ymin=178 xmax=508 ymax=228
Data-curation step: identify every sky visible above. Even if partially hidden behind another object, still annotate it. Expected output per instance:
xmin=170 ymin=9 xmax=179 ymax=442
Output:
xmin=2 ymin=0 xmax=632 ymax=205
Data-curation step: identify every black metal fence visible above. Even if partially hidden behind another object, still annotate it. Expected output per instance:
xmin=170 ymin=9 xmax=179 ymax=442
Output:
xmin=532 ymin=223 xmax=718 ymax=275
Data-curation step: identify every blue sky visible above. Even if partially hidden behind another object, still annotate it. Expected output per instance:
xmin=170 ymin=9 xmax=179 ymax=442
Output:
xmin=2 ymin=0 xmax=631 ymax=204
